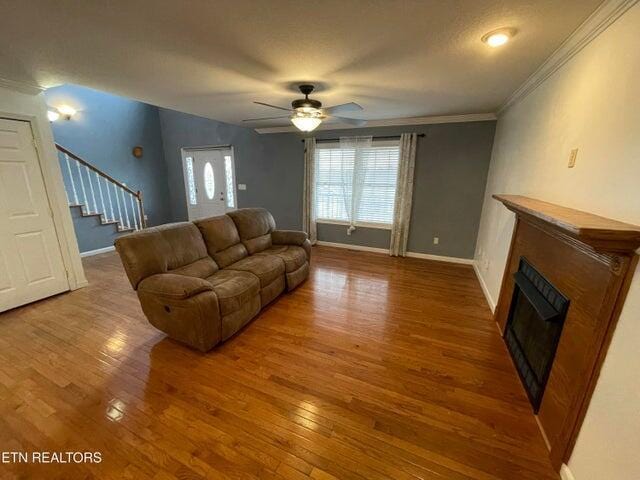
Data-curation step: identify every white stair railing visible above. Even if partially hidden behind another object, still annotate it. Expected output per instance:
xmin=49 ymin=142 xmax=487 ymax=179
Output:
xmin=56 ymin=144 xmax=146 ymax=232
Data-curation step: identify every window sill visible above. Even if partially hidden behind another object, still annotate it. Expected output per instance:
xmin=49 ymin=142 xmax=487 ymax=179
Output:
xmin=316 ymin=219 xmax=392 ymax=231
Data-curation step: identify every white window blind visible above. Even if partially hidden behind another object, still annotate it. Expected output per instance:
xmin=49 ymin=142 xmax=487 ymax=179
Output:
xmin=315 ymin=141 xmax=400 ymax=226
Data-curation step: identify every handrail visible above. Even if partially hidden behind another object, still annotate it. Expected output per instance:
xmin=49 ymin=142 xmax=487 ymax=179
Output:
xmin=55 ymin=143 xmax=139 ymax=197
xmin=55 ymin=143 xmax=146 ymax=229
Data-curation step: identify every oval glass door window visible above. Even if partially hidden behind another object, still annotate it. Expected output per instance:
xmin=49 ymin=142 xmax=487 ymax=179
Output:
xmin=204 ymin=162 xmax=215 ymax=199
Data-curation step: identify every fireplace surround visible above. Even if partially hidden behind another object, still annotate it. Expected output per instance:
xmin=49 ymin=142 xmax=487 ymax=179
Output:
xmin=493 ymin=195 xmax=640 ymax=470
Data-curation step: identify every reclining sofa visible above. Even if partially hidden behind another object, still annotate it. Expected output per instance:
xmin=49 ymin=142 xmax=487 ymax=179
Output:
xmin=115 ymin=208 xmax=310 ymax=351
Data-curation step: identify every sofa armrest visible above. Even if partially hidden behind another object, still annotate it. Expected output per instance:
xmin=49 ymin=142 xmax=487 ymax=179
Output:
xmin=272 ymin=230 xmax=308 ymax=246
xmin=138 ymin=273 xmax=213 ymax=300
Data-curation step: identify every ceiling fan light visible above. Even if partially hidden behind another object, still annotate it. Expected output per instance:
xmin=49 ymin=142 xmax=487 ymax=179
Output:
xmin=291 ymin=115 xmax=322 ymax=132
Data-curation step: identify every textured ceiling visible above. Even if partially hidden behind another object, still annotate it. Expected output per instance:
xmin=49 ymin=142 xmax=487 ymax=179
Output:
xmin=0 ymin=0 xmax=601 ymax=127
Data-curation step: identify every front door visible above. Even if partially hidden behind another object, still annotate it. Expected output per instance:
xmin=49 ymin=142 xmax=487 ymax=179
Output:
xmin=182 ymin=147 xmax=235 ymax=220
xmin=0 ymin=118 xmax=69 ymax=312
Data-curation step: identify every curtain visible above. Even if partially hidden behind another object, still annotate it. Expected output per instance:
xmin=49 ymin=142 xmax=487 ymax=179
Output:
xmin=339 ymin=136 xmax=372 ymax=234
xmin=390 ymin=133 xmax=417 ymax=256
xmin=302 ymin=137 xmax=317 ymax=244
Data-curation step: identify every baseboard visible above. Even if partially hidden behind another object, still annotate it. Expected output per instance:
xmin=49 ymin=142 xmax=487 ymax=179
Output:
xmin=315 ymin=241 xmax=474 ymax=265
xmin=473 ymin=261 xmax=497 ymax=312
xmin=80 ymin=246 xmax=116 ymax=258
xmin=560 ymin=464 xmax=576 ymax=480
xmin=406 ymin=251 xmax=474 ymax=265
xmin=316 ymin=241 xmax=388 ymax=254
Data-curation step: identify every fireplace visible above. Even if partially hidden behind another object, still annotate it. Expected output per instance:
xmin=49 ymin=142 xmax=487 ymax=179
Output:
xmin=504 ymin=257 xmax=569 ymax=412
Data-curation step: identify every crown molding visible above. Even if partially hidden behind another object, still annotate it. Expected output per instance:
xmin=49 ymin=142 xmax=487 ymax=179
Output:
xmin=0 ymin=76 xmax=45 ymax=95
xmin=254 ymin=112 xmax=497 ymax=134
xmin=498 ymin=0 xmax=638 ymax=115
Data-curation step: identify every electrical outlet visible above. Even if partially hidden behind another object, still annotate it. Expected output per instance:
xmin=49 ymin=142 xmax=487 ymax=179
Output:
xmin=238 ymin=184 xmax=247 ymax=190
xmin=433 ymin=236 xmax=439 ymax=245
xmin=568 ymin=149 xmax=578 ymax=168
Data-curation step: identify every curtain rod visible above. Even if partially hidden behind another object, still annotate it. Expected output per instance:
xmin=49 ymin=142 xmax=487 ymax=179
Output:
xmin=301 ymin=134 xmax=425 ymax=143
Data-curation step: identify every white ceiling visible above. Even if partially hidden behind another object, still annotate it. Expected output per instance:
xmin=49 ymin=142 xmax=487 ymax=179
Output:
xmin=0 ymin=0 xmax=602 ymax=127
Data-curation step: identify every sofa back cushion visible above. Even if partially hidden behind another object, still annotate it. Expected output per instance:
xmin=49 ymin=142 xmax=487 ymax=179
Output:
xmin=227 ymin=208 xmax=275 ymax=254
xmin=195 ymin=215 xmax=248 ymax=268
xmin=115 ymin=222 xmax=218 ymax=289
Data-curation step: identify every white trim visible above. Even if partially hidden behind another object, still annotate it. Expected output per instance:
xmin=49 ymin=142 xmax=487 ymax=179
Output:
xmin=315 ymin=240 xmax=474 ymax=265
xmin=80 ymin=246 xmax=116 ymax=258
xmin=0 ymin=77 xmax=45 ymax=96
xmin=473 ymin=261 xmax=496 ymax=312
xmin=498 ymin=0 xmax=638 ymax=114
xmin=0 ymin=101 xmax=88 ymax=291
xmin=316 ymin=240 xmax=388 ymax=254
xmin=255 ymin=113 xmax=497 ymax=134
xmin=560 ymin=464 xmax=576 ymax=480
xmin=406 ymin=251 xmax=474 ymax=265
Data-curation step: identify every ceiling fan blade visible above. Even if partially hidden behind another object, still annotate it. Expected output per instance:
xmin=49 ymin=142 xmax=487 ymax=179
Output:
xmin=253 ymin=101 xmax=292 ymax=112
xmin=242 ymin=115 xmax=291 ymax=122
xmin=331 ymin=115 xmax=367 ymax=127
xmin=323 ymin=102 xmax=363 ymax=115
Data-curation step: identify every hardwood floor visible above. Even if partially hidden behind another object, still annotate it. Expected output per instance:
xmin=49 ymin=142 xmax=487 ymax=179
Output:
xmin=0 ymin=246 xmax=558 ymax=479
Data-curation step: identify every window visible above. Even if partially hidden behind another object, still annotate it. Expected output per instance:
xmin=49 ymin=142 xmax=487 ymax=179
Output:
xmin=204 ymin=162 xmax=215 ymax=199
xmin=224 ymin=155 xmax=235 ymax=208
xmin=185 ymin=156 xmax=197 ymax=205
xmin=315 ymin=141 xmax=400 ymax=227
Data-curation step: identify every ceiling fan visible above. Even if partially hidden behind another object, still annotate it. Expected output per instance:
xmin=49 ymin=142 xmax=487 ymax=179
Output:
xmin=243 ymin=84 xmax=366 ymax=132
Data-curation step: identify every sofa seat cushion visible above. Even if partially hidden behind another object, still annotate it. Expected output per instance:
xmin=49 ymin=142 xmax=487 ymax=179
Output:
xmin=206 ymin=270 xmax=260 ymax=316
xmin=258 ymin=246 xmax=307 ymax=273
xmin=225 ymin=254 xmax=285 ymax=288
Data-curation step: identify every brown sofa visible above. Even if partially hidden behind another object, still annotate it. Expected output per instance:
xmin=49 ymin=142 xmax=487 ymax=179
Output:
xmin=115 ymin=208 xmax=310 ymax=351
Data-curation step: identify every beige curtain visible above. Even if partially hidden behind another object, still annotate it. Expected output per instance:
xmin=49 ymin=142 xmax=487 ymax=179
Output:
xmin=390 ymin=133 xmax=417 ymax=256
xmin=302 ymin=137 xmax=317 ymax=244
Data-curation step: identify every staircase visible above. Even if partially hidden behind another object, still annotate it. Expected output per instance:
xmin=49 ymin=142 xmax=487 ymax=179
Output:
xmin=56 ymin=144 xmax=146 ymax=234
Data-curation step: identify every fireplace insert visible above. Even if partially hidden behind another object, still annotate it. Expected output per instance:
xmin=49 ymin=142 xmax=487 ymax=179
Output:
xmin=504 ymin=258 xmax=569 ymax=412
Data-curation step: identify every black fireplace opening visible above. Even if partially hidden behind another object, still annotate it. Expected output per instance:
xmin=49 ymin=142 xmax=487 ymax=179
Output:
xmin=504 ymin=258 xmax=569 ymax=412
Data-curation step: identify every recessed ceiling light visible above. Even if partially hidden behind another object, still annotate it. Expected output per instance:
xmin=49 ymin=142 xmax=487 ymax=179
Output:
xmin=482 ymin=28 xmax=516 ymax=47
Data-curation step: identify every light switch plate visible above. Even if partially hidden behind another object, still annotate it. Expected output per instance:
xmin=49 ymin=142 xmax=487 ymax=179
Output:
xmin=433 ymin=236 xmax=439 ymax=245
xmin=568 ymin=149 xmax=578 ymax=168
xmin=238 ymin=184 xmax=247 ymax=190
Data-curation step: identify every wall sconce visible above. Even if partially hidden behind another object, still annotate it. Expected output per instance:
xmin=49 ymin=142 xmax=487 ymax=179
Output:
xmin=58 ymin=105 xmax=77 ymax=120
xmin=47 ymin=105 xmax=76 ymax=121
xmin=47 ymin=110 xmax=60 ymax=122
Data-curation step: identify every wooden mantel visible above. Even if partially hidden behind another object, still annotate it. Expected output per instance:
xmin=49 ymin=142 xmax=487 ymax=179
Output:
xmin=493 ymin=194 xmax=640 ymax=253
xmin=493 ymin=194 xmax=639 ymax=471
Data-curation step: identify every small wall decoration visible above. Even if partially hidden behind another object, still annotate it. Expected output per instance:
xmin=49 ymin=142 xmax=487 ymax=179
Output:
xmin=132 ymin=146 xmax=144 ymax=158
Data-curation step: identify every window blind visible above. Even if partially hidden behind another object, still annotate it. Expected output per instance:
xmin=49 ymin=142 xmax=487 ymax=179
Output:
xmin=315 ymin=141 xmax=400 ymax=226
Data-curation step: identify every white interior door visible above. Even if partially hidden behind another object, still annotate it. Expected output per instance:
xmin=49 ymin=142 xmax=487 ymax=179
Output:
xmin=0 ymin=118 xmax=69 ymax=312
xmin=182 ymin=147 xmax=236 ymax=220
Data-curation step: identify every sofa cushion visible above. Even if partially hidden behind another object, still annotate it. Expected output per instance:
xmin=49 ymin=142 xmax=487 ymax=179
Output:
xmin=115 ymin=222 xmax=212 ymax=289
xmin=195 ymin=215 xmax=248 ymax=268
xmin=258 ymin=245 xmax=307 ymax=273
xmin=226 ymin=254 xmax=285 ymax=288
xmin=206 ymin=270 xmax=260 ymax=316
xmin=171 ymin=257 xmax=218 ymax=279
xmin=227 ymin=208 xmax=276 ymax=254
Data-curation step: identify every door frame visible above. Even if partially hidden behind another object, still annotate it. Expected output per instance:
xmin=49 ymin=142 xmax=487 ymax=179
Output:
xmin=0 ymin=107 xmax=87 ymax=291
xmin=180 ymin=144 xmax=238 ymax=220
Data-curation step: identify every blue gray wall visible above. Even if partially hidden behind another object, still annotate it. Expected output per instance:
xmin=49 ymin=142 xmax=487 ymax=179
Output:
xmin=159 ymin=109 xmax=495 ymax=259
xmin=158 ymin=108 xmax=303 ymax=229
xmin=45 ymin=84 xmax=171 ymax=252
xmin=310 ymin=122 xmax=496 ymax=258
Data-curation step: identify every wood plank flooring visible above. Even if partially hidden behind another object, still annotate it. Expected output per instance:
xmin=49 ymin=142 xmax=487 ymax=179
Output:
xmin=0 ymin=246 xmax=558 ymax=479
